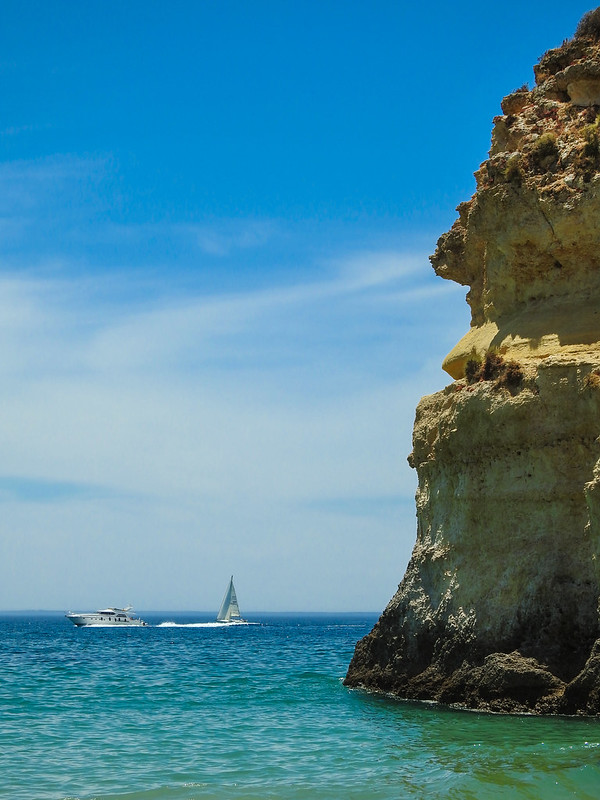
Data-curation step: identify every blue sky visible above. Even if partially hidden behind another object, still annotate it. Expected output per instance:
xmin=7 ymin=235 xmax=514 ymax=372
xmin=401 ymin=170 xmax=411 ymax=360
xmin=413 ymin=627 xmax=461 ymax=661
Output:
xmin=0 ymin=1 xmax=593 ymax=611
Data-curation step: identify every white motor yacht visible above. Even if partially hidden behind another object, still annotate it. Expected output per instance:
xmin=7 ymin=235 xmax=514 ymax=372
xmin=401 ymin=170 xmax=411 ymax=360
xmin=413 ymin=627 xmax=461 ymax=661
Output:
xmin=65 ymin=606 xmax=148 ymax=627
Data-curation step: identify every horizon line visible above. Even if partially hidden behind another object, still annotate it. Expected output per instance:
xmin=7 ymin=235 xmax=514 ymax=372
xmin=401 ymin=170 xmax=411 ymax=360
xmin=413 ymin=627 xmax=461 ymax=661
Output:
xmin=0 ymin=608 xmax=381 ymax=615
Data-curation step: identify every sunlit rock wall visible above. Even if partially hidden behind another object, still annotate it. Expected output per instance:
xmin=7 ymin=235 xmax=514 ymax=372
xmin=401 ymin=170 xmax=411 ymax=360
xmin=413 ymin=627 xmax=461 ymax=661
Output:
xmin=345 ymin=11 xmax=600 ymax=714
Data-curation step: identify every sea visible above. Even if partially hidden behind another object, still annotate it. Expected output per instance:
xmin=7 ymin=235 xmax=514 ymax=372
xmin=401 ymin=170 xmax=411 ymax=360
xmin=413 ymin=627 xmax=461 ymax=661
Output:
xmin=1 ymin=612 xmax=599 ymax=800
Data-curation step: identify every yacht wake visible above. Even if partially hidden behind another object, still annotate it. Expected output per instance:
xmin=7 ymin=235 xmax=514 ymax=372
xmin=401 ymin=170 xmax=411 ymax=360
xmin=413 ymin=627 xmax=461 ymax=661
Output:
xmin=157 ymin=621 xmax=254 ymax=628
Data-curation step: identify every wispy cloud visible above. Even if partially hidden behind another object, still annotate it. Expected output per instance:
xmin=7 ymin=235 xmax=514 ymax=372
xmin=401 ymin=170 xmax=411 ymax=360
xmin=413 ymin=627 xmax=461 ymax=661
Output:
xmin=0 ymin=155 xmax=107 ymax=207
xmin=0 ymin=250 xmax=464 ymax=532
xmin=0 ymin=191 xmax=468 ymax=609
xmin=0 ymin=247 xmax=462 ymax=376
xmin=0 ymin=476 xmax=117 ymax=503
xmin=0 ymin=123 xmax=53 ymax=138
xmin=303 ymin=493 xmax=411 ymax=518
xmin=188 ymin=219 xmax=280 ymax=256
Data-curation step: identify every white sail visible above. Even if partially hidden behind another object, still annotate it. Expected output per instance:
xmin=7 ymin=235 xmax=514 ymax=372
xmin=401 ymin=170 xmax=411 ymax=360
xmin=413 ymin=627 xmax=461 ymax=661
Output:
xmin=217 ymin=576 xmax=243 ymax=622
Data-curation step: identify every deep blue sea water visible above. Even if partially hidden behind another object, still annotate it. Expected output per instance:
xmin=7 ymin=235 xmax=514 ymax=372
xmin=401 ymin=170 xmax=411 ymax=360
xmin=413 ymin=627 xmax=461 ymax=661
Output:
xmin=1 ymin=612 xmax=599 ymax=800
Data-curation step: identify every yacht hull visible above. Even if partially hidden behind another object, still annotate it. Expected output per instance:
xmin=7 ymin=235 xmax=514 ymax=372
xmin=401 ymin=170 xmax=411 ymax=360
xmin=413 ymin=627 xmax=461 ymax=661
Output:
xmin=66 ymin=607 xmax=148 ymax=627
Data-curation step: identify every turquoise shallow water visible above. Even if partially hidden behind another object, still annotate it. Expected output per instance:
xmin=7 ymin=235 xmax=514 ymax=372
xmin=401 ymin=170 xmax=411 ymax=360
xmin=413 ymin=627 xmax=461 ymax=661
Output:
xmin=1 ymin=612 xmax=599 ymax=800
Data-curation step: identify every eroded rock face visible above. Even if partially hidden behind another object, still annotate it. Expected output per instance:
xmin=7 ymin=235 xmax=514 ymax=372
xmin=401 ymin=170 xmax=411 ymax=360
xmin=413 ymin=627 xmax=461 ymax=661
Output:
xmin=430 ymin=34 xmax=600 ymax=380
xmin=346 ymin=359 xmax=600 ymax=713
xmin=345 ymin=14 xmax=600 ymax=714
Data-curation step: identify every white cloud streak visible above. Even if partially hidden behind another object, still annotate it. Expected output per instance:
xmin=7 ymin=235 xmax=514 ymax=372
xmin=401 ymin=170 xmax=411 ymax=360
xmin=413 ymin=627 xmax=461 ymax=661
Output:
xmin=0 ymin=246 xmax=468 ymax=611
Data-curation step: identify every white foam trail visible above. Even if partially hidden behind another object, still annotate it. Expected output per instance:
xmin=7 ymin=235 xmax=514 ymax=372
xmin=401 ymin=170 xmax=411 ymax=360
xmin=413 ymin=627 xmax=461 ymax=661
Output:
xmin=157 ymin=621 xmax=256 ymax=628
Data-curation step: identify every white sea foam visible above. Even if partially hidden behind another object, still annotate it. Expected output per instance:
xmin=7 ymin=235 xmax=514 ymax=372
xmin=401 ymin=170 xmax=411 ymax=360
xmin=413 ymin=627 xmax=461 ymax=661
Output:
xmin=157 ymin=621 xmax=255 ymax=627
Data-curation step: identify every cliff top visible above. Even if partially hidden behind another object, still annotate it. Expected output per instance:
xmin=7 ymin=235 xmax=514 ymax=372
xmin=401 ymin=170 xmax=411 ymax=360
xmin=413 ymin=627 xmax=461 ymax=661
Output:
xmin=431 ymin=8 xmax=600 ymax=380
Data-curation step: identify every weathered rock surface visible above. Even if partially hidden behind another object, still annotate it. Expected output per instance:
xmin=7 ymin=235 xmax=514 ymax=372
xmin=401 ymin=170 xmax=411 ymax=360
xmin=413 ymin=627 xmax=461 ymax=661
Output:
xmin=431 ymin=27 xmax=600 ymax=381
xmin=346 ymin=358 xmax=600 ymax=713
xmin=345 ymin=10 xmax=600 ymax=714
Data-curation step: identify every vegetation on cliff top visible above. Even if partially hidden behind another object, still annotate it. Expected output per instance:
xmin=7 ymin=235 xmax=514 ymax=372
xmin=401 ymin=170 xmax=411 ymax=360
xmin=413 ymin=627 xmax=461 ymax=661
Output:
xmin=575 ymin=7 xmax=600 ymax=41
xmin=475 ymin=8 xmax=600 ymax=196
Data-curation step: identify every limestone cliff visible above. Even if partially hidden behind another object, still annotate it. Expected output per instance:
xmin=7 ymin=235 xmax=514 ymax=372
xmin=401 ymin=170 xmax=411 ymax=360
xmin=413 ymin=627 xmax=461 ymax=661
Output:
xmin=345 ymin=9 xmax=600 ymax=714
xmin=432 ymin=15 xmax=600 ymax=381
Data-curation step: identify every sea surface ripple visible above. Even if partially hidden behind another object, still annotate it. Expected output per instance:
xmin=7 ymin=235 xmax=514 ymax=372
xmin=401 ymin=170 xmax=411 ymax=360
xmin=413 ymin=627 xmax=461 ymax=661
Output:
xmin=0 ymin=612 xmax=599 ymax=799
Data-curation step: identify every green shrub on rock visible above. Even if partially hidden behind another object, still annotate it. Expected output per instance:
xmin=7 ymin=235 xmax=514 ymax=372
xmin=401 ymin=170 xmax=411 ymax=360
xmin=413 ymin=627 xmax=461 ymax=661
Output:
xmin=575 ymin=8 xmax=600 ymax=41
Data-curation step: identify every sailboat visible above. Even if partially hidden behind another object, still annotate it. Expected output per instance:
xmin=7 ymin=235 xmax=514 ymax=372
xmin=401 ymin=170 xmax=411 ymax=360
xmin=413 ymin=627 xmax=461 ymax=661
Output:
xmin=216 ymin=576 xmax=246 ymax=623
